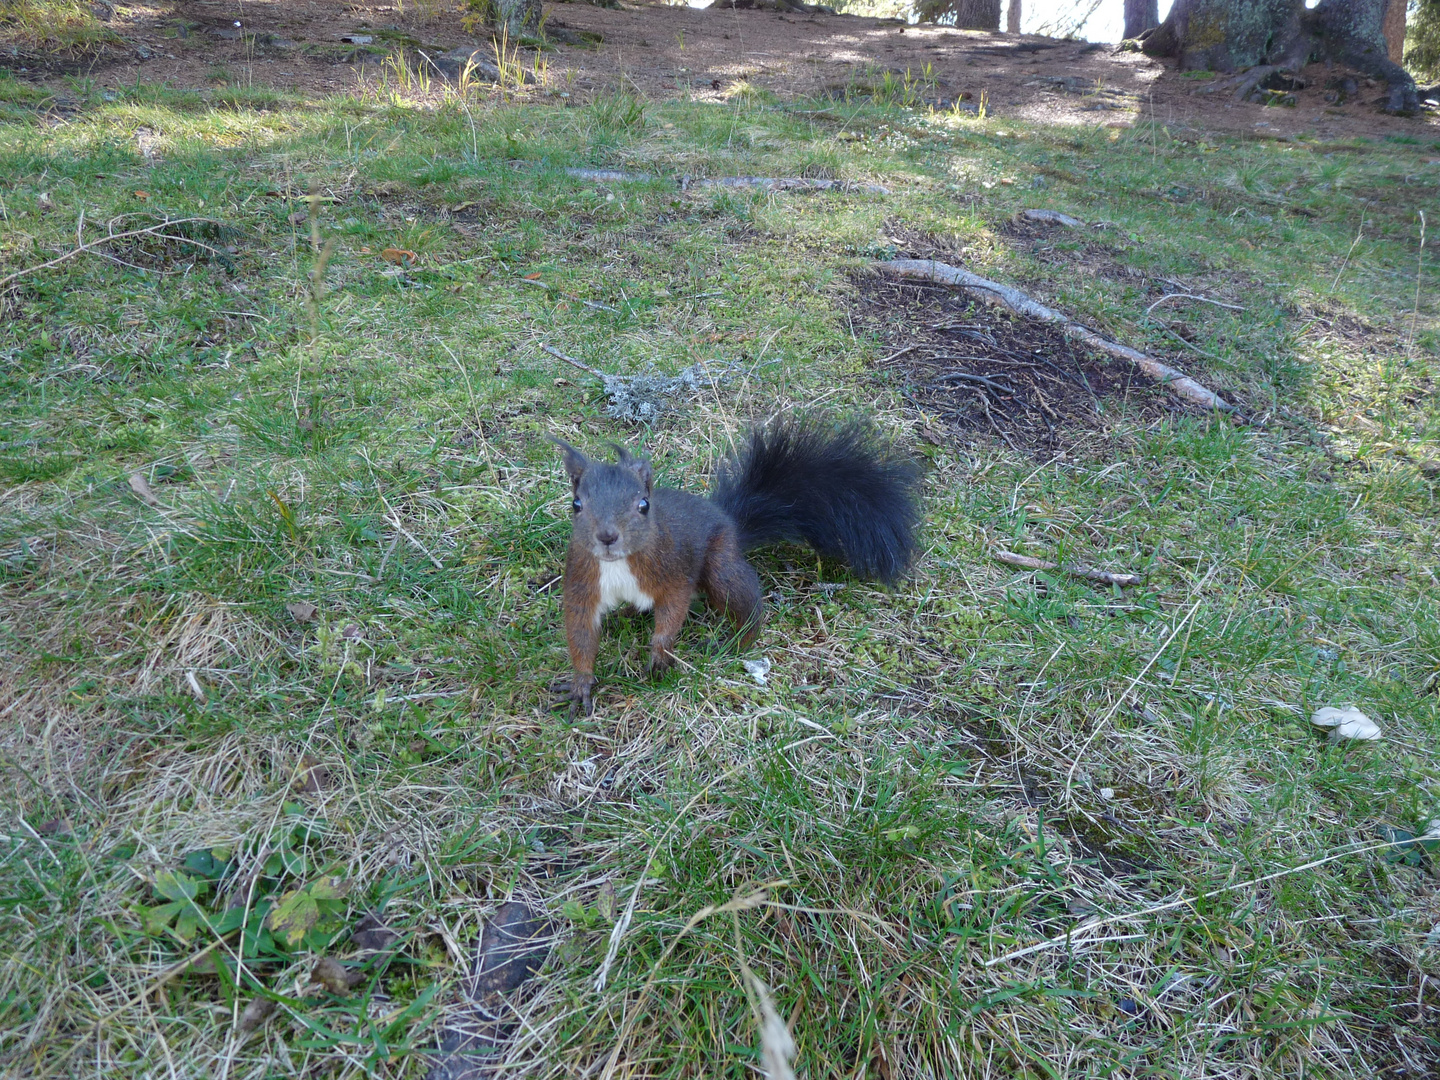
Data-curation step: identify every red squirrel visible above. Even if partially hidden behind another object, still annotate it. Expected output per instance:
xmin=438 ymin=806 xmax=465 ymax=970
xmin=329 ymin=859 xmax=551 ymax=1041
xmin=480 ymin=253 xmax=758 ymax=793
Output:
xmin=551 ymin=415 xmax=921 ymax=715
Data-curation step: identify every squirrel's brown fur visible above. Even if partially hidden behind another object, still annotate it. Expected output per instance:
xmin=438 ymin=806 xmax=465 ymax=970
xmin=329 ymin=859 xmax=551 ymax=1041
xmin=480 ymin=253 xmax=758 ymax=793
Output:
xmin=553 ymin=416 xmax=920 ymax=715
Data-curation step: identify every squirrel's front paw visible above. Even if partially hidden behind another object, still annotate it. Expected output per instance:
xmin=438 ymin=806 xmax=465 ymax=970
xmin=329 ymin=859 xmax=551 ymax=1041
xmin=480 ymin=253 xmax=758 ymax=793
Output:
xmin=647 ymin=647 xmax=676 ymax=679
xmin=550 ymin=675 xmax=596 ymax=717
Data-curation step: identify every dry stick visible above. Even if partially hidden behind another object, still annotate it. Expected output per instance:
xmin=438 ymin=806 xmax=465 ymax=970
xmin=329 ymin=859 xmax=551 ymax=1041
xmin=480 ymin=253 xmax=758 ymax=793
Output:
xmin=1148 ymin=320 xmax=1227 ymax=364
xmin=539 ymin=342 xmax=607 ymax=380
xmin=1019 ymin=208 xmax=1085 ymax=228
xmin=1063 ymin=568 xmax=1216 ymax=799
xmin=518 ymin=276 xmax=619 ymax=312
xmin=931 ymin=371 xmax=1018 ymax=394
xmin=875 ymin=344 xmax=920 ymax=365
xmin=0 ymin=217 xmax=219 ymax=290
xmin=992 ymin=549 xmax=1143 ymax=587
xmin=985 ymin=835 xmax=1411 ymax=968
xmin=1408 ymin=211 xmax=1427 ymax=356
xmin=1143 ymin=293 xmax=1247 ymax=317
xmin=1330 ymin=202 xmax=1370 ymax=293
xmin=377 ymin=493 xmax=444 ymax=570
xmin=882 ymin=259 xmax=1235 ymax=413
xmin=597 ymin=887 xmax=775 ymax=1080
xmin=561 ymin=167 xmax=889 ymax=195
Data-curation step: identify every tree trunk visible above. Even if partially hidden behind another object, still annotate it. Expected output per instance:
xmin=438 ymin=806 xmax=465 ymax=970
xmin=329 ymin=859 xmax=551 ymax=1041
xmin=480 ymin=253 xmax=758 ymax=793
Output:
xmin=1143 ymin=0 xmax=1417 ymax=112
xmin=1382 ymin=0 xmax=1406 ymax=60
xmin=497 ymin=0 xmax=542 ymax=36
xmin=1123 ymin=0 xmax=1159 ymax=39
xmin=1006 ymin=0 xmax=1021 ymax=34
xmin=917 ymin=0 xmax=1003 ymax=30
xmin=1310 ymin=0 xmax=1416 ymax=110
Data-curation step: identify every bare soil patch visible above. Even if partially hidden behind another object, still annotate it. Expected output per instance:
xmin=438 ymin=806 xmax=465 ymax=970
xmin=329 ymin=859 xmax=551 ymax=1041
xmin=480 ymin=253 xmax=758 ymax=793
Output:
xmin=856 ymin=271 xmax=1175 ymax=453
xmin=5 ymin=1 xmax=1436 ymax=143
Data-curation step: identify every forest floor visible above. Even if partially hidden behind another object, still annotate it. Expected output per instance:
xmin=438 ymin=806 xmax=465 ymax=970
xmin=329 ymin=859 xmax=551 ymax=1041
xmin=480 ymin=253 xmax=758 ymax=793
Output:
xmin=4 ymin=2 xmax=1440 ymax=1078
xmin=5 ymin=0 xmax=1438 ymax=141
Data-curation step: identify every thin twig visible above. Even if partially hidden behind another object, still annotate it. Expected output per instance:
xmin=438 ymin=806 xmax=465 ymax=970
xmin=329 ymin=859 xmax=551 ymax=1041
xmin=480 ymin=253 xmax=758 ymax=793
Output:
xmin=519 ymin=277 xmax=619 ymax=312
xmin=598 ymin=886 xmax=775 ymax=1080
xmin=1144 ymin=293 xmax=1246 ymax=317
xmin=539 ymin=342 xmax=606 ymax=380
xmin=992 ymin=549 xmax=1143 ymax=587
xmin=1330 ymin=202 xmax=1369 ymax=293
xmin=1147 ymin=321 xmax=1228 ymax=364
xmin=376 ymin=494 xmax=443 ymax=570
xmin=1063 ymin=569 xmax=1216 ymax=797
xmin=592 ymin=758 xmax=755 ymax=994
xmin=0 ymin=217 xmax=220 ymax=291
xmin=985 ymin=836 xmax=1413 ymax=968
xmin=1408 ymin=211 xmax=1427 ymax=356
xmin=931 ymin=371 xmax=1018 ymax=394
xmin=874 ymin=344 xmax=919 ymax=365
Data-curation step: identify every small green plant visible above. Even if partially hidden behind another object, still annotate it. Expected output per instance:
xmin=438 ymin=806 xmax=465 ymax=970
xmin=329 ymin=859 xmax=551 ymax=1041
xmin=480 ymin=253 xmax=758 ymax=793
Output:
xmin=135 ymin=809 xmax=353 ymax=958
xmin=588 ymin=88 xmax=646 ymax=130
xmin=460 ymin=0 xmax=496 ymax=34
xmin=382 ymin=48 xmax=431 ymax=95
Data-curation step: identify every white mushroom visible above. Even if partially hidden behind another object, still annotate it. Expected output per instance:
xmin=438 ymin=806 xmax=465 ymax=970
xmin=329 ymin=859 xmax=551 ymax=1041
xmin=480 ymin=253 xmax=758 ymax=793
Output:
xmin=1310 ymin=705 xmax=1382 ymax=742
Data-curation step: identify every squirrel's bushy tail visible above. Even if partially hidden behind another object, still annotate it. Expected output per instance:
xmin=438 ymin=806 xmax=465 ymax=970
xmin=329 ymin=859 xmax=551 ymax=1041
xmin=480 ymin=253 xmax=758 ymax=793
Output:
xmin=710 ymin=415 xmax=922 ymax=585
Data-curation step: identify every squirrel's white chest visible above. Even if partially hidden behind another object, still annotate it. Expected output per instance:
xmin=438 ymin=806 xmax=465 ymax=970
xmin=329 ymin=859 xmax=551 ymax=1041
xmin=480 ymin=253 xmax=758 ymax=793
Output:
xmin=596 ymin=558 xmax=654 ymax=620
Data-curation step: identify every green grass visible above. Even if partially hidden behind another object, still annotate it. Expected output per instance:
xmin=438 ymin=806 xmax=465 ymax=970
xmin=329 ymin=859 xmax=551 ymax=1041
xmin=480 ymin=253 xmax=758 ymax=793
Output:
xmin=2 ymin=69 xmax=1439 ymax=1077
xmin=0 ymin=0 xmax=119 ymax=55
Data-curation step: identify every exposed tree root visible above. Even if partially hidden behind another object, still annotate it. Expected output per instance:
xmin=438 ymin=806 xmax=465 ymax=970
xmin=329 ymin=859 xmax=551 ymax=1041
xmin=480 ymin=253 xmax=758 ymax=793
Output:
xmin=1019 ymin=208 xmax=1085 ymax=228
xmin=881 ymin=258 xmax=1237 ymax=414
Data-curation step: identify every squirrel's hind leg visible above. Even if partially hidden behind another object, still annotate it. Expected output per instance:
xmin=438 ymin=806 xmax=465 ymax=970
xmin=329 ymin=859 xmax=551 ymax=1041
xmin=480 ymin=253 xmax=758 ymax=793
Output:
xmin=700 ymin=541 xmax=764 ymax=650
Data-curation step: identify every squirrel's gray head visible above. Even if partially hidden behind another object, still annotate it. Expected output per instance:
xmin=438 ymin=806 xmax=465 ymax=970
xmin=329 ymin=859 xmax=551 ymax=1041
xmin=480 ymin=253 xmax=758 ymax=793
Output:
xmin=553 ymin=438 xmax=655 ymax=562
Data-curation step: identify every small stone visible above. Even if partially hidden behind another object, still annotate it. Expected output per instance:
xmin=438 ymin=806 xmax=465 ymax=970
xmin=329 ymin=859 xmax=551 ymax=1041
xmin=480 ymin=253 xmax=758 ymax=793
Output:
xmin=1099 ymin=787 xmax=1115 ymax=801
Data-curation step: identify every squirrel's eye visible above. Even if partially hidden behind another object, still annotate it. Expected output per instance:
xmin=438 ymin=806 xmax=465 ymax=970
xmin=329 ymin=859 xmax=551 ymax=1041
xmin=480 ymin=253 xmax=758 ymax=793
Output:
xmin=637 ymin=498 xmax=649 ymax=515
xmin=571 ymin=498 xmax=583 ymax=513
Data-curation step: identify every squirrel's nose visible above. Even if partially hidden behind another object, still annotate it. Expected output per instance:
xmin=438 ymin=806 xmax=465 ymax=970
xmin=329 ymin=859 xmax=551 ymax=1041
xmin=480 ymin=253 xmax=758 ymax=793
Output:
xmin=596 ymin=529 xmax=619 ymax=547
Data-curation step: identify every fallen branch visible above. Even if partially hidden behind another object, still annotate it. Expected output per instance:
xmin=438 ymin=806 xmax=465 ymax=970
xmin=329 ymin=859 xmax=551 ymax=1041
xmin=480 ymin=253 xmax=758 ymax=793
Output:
xmin=1019 ymin=208 xmax=1085 ymax=228
xmin=1144 ymin=292 xmax=1246 ymax=317
xmin=563 ymin=168 xmax=889 ymax=195
xmin=683 ymin=175 xmax=890 ymax=195
xmin=0 ymin=217 xmax=221 ymax=291
xmin=993 ymin=549 xmax=1144 ymax=587
xmin=881 ymin=259 xmax=1235 ymax=414
xmin=565 ymin=168 xmax=650 ymax=183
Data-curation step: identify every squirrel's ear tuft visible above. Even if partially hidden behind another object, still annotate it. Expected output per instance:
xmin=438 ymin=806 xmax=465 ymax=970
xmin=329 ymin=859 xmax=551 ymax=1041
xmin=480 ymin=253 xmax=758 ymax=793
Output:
xmin=549 ymin=436 xmax=589 ymax=490
xmin=629 ymin=456 xmax=654 ymax=493
xmin=613 ymin=444 xmax=654 ymax=493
